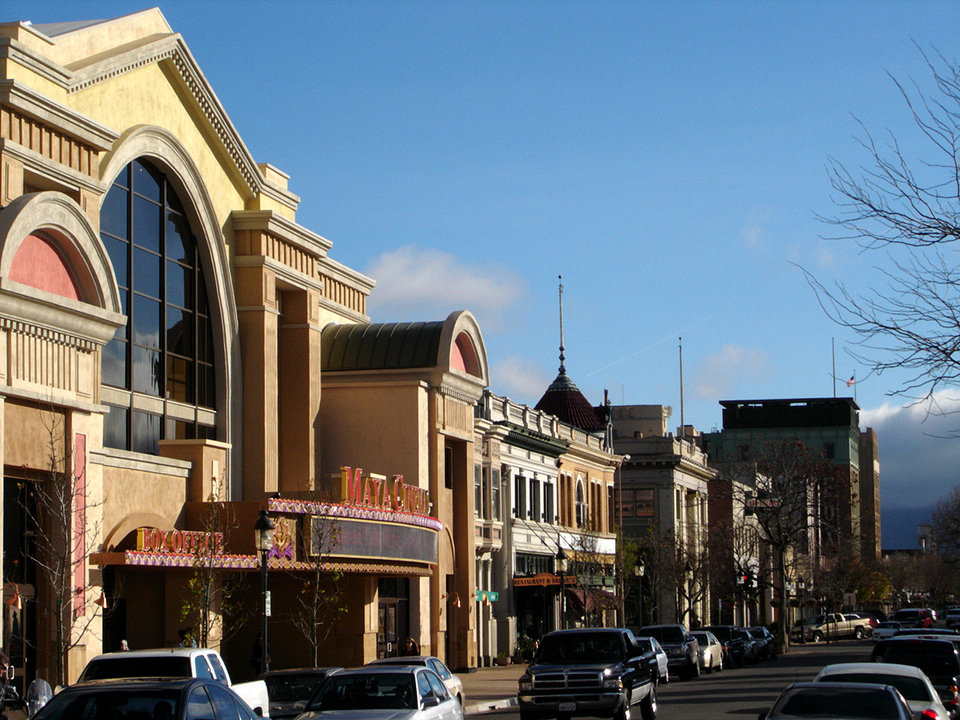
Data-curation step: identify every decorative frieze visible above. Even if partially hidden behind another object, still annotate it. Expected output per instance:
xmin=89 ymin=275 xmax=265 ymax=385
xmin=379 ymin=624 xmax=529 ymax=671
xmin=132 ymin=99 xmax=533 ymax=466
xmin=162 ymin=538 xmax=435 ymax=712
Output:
xmin=0 ymin=317 xmax=98 ymax=397
xmin=319 ymin=272 xmax=366 ymax=316
xmin=0 ymin=105 xmax=99 ymax=178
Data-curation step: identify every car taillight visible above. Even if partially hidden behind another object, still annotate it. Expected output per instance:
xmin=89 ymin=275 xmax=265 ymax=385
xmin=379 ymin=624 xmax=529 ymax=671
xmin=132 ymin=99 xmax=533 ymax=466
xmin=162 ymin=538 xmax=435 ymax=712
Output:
xmin=921 ymin=710 xmax=940 ymax=720
xmin=946 ymin=685 xmax=959 ymax=708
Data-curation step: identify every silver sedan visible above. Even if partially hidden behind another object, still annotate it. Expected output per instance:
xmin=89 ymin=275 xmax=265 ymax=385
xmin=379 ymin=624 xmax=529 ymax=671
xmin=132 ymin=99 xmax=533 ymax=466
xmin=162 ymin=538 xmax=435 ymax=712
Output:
xmin=691 ymin=630 xmax=724 ymax=673
xmin=367 ymin=655 xmax=465 ymax=706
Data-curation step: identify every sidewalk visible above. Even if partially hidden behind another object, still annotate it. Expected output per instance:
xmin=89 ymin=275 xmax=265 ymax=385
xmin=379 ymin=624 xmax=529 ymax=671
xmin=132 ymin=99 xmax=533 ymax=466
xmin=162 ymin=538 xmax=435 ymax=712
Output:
xmin=461 ymin=662 xmax=524 ymax=715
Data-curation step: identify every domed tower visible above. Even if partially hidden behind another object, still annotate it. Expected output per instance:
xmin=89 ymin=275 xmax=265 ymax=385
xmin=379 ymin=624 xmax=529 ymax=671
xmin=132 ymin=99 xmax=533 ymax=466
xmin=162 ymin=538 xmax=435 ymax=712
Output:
xmin=534 ymin=276 xmax=606 ymax=434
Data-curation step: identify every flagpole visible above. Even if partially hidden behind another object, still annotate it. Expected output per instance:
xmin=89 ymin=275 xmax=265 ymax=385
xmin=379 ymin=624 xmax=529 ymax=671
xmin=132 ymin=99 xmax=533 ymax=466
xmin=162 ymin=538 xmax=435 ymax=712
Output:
xmin=679 ymin=337 xmax=685 ymax=441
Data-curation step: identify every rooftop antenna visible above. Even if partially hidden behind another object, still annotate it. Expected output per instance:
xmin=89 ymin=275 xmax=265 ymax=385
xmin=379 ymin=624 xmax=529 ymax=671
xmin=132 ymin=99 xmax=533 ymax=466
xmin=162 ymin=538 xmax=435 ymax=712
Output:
xmin=558 ymin=275 xmax=566 ymax=374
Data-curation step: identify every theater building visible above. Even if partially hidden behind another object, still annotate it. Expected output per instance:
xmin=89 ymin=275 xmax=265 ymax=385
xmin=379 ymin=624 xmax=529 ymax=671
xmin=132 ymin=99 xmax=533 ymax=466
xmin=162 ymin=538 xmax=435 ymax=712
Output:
xmin=0 ymin=8 xmax=486 ymax=685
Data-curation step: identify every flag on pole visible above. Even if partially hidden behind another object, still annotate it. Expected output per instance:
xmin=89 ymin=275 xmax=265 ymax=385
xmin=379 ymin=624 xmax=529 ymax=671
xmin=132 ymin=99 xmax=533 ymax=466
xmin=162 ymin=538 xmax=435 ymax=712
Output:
xmin=846 ymin=374 xmax=856 ymax=387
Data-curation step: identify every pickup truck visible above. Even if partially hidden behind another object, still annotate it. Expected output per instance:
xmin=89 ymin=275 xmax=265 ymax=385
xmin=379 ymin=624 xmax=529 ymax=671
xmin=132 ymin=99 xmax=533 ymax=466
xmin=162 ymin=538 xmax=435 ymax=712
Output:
xmin=77 ymin=647 xmax=270 ymax=717
xmin=790 ymin=613 xmax=872 ymax=642
xmin=518 ymin=627 xmax=657 ymax=720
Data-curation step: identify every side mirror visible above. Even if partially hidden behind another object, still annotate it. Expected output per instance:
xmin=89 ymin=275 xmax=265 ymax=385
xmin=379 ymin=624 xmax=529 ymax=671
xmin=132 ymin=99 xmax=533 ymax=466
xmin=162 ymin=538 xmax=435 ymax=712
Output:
xmin=421 ymin=697 xmax=441 ymax=709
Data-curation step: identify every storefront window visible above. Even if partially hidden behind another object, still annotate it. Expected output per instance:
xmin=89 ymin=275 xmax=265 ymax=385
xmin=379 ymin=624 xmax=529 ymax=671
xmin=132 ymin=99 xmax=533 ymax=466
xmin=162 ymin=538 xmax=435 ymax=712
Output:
xmin=101 ymin=159 xmax=216 ymax=451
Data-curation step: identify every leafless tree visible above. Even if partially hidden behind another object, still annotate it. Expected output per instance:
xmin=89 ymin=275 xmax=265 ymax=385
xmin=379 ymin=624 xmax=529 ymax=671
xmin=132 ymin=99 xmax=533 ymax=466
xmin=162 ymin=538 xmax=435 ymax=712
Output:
xmin=289 ymin=508 xmax=346 ymax=667
xmin=809 ymin=47 xmax=960 ymax=409
xmin=179 ymin=475 xmax=248 ymax=648
xmin=21 ymin=408 xmax=104 ymax=686
xmin=714 ymin=439 xmax=845 ymax=652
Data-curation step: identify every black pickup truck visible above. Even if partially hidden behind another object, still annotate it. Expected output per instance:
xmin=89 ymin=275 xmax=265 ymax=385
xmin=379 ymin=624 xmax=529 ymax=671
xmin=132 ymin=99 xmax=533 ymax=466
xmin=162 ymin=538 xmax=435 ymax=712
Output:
xmin=517 ymin=627 xmax=657 ymax=720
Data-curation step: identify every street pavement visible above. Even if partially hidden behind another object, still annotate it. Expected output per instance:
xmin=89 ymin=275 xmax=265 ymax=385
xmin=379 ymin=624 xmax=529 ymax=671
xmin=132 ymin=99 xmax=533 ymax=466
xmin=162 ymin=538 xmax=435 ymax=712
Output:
xmin=461 ymin=662 xmax=524 ymax=715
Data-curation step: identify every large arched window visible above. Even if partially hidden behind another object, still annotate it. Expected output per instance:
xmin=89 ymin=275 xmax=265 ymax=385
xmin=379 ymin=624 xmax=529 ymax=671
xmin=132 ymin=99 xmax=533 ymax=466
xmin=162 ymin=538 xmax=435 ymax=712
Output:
xmin=100 ymin=159 xmax=216 ymax=453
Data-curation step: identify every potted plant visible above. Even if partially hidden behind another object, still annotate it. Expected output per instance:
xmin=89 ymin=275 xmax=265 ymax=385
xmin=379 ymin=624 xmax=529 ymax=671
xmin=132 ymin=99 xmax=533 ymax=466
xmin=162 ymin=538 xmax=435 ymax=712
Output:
xmin=494 ymin=651 xmax=511 ymax=666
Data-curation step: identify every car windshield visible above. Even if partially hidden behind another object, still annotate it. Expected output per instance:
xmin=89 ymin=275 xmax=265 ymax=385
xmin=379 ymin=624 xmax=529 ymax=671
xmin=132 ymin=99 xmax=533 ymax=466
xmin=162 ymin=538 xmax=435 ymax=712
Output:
xmin=704 ymin=627 xmax=734 ymax=641
xmin=822 ymin=673 xmax=931 ymax=702
xmin=749 ymin=629 xmax=765 ymax=638
xmin=776 ymin=686 xmax=901 ymax=719
xmin=537 ymin=634 xmax=624 ymax=664
xmin=35 ymin=688 xmax=182 ymax=720
xmin=641 ymin=627 xmax=684 ymax=644
xmin=263 ymin=673 xmax=329 ymax=702
xmin=79 ymin=657 xmax=193 ymax=681
xmin=310 ymin=674 xmax=416 ymax=711
xmin=692 ymin=633 xmax=710 ymax=645
xmin=879 ymin=643 xmax=959 ymax=681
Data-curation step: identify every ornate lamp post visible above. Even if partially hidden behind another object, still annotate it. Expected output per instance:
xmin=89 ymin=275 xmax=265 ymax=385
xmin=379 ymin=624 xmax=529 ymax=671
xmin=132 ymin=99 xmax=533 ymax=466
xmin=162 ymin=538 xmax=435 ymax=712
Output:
xmin=556 ymin=538 xmax=568 ymax=630
xmin=254 ymin=509 xmax=275 ymax=674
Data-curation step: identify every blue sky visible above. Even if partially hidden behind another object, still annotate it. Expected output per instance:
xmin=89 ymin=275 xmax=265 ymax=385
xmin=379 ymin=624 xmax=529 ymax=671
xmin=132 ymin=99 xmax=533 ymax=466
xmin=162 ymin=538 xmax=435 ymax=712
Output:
xmin=15 ymin=0 xmax=960 ymax=547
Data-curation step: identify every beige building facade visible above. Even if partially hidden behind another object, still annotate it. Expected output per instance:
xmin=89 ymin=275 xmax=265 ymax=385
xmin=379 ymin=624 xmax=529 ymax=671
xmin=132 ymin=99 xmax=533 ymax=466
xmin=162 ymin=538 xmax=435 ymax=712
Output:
xmin=0 ymin=8 xmax=489 ymax=686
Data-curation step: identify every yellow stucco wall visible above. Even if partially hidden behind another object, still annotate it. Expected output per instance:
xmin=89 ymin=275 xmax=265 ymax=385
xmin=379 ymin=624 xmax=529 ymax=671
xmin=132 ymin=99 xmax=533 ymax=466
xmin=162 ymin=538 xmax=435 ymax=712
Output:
xmin=69 ymin=62 xmax=249 ymax=235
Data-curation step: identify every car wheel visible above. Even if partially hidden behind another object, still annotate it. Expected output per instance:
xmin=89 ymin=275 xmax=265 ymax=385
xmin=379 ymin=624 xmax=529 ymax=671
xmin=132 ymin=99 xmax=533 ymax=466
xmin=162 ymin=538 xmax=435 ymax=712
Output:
xmin=613 ymin=693 xmax=631 ymax=720
xmin=520 ymin=709 xmax=537 ymax=720
xmin=716 ymin=656 xmax=723 ymax=672
xmin=641 ymin=685 xmax=657 ymax=720
xmin=812 ymin=631 xmax=823 ymax=643
xmin=854 ymin=627 xmax=865 ymax=640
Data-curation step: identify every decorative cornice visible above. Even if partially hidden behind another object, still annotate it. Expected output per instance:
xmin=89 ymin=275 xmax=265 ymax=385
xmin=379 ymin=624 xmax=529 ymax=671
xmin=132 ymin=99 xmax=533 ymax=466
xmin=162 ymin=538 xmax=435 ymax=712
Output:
xmin=0 ymin=316 xmax=98 ymax=352
xmin=0 ymin=79 xmax=118 ymax=149
xmin=231 ymin=210 xmax=333 ymax=256
xmin=0 ymin=37 xmax=71 ymax=88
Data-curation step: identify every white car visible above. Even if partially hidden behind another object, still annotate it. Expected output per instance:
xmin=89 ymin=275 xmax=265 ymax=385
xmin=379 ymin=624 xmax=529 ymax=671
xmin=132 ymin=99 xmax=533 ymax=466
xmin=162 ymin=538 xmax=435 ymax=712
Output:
xmin=873 ymin=621 xmax=903 ymax=641
xmin=367 ymin=655 xmax=464 ymax=706
xmin=298 ymin=665 xmax=463 ymax=720
xmin=815 ymin=662 xmax=951 ymax=720
xmin=635 ymin=636 xmax=670 ymax=684
xmin=691 ymin=630 xmax=724 ymax=673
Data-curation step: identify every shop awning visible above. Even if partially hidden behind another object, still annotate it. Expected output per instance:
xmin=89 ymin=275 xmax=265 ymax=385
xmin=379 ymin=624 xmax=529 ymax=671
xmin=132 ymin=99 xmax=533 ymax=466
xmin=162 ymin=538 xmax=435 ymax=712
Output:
xmin=564 ymin=587 xmax=619 ymax=612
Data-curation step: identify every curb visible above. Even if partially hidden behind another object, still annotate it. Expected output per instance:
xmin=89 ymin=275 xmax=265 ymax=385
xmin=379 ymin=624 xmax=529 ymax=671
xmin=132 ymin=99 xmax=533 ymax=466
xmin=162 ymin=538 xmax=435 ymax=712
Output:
xmin=465 ymin=696 xmax=518 ymax=715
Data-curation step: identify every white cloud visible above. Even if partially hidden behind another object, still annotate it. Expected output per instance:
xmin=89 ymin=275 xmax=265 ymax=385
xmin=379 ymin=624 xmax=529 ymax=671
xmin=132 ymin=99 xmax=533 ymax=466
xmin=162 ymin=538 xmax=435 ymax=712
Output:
xmin=741 ymin=210 xmax=771 ymax=250
xmin=490 ymin=356 xmax=552 ymax=406
xmin=692 ymin=345 xmax=770 ymax=399
xmin=364 ymin=245 xmax=524 ymax=330
xmin=861 ymin=392 xmax=960 ymax=511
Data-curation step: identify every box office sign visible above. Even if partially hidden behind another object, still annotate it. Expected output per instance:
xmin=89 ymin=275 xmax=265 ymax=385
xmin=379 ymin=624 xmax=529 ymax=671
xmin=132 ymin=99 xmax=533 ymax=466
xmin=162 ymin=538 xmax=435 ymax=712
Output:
xmin=313 ymin=516 xmax=438 ymax=564
xmin=137 ymin=527 xmax=224 ymax=555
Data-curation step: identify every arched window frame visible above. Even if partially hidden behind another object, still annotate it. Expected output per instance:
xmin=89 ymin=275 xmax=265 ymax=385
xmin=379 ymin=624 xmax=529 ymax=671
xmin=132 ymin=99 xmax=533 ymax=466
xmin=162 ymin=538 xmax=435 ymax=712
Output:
xmin=99 ymin=159 xmax=217 ymax=454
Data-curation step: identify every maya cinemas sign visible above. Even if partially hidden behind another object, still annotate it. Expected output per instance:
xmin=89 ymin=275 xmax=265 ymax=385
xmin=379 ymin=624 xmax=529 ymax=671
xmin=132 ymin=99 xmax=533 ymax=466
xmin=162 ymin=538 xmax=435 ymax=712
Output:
xmin=339 ymin=466 xmax=431 ymax=515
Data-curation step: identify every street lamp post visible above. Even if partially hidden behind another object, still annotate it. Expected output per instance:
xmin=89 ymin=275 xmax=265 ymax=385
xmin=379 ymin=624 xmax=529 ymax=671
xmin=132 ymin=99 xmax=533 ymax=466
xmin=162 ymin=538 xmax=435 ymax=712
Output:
xmin=254 ymin=509 xmax=275 ymax=674
xmin=556 ymin=538 xmax=567 ymax=630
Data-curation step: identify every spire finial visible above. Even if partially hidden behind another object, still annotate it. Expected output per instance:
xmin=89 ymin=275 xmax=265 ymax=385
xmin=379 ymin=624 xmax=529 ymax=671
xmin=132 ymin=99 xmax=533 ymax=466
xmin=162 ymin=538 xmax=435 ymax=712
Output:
xmin=558 ymin=275 xmax=566 ymax=374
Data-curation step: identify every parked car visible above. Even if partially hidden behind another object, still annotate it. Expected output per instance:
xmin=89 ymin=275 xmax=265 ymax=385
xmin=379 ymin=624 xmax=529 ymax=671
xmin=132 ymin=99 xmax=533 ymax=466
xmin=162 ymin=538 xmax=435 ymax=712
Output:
xmin=298 ymin=665 xmax=462 ymax=720
xmin=759 ymin=681 xmax=914 ymax=720
xmin=737 ymin=627 xmax=760 ymax=665
xmin=368 ymin=655 xmax=464 ymax=706
xmin=634 ymin=636 xmax=669 ymax=685
xmin=517 ymin=627 xmax=657 ymax=720
xmin=945 ymin=607 xmax=960 ymax=629
xmin=815 ymin=662 xmax=952 ymax=720
xmin=890 ymin=608 xmax=934 ymax=629
xmin=790 ymin=612 xmax=872 ymax=642
xmin=746 ymin=626 xmax=777 ymax=660
xmin=690 ymin=631 xmax=723 ymax=673
xmin=700 ymin=625 xmax=747 ymax=668
xmin=872 ymin=622 xmax=903 ymax=642
xmin=32 ymin=677 xmax=261 ymax=720
xmin=639 ymin=624 xmax=700 ymax=680
xmin=872 ymin=636 xmax=960 ymax=716
xmin=260 ymin=667 xmax=342 ymax=719
xmin=77 ymin=647 xmax=269 ymax=718
xmin=858 ymin=609 xmax=888 ymax=628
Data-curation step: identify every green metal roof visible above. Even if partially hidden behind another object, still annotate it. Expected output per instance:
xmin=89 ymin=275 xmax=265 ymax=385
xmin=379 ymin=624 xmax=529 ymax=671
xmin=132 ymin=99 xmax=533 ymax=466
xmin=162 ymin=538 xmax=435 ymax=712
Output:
xmin=321 ymin=321 xmax=446 ymax=372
